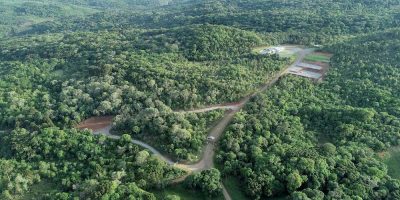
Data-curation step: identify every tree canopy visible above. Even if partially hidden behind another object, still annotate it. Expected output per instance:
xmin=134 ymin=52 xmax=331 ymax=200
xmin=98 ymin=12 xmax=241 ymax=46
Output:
xmin=1 ymin=0 xmax=400 ymax=199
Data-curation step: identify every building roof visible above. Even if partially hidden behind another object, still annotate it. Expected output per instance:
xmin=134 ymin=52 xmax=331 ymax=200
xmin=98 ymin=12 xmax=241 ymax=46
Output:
xmin=297 ymin=62 xmax=323 ymax=70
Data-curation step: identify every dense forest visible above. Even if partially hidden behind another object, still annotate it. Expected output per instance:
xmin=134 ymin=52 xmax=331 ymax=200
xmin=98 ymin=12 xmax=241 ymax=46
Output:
xmin=0 ymin=26 xmax=287 ymax=161
xmin=0 ymin=0 xmax=174 ymax=38
xmin=0 ymin=128 xmax=183 ymax=199
xmin=1 ymin=0 xmax=400 ymax=199
xmin=217 ymin=29 xmax=400 ymax=199
xmin=11 ymin=0 xmax=400 ymax=44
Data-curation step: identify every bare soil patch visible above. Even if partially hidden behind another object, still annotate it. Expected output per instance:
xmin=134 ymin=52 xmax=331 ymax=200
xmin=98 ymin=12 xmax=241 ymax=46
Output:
xmin=377 ymin=151 xmax=388 ymax=159
xmin=77 ymin=116 xmax=113 ymax=131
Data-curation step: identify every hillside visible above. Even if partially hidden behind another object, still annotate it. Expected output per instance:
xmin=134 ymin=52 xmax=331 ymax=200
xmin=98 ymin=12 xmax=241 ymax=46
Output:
xmin=1 ymin=1 xmax=400 ymax=199
xmin=15 ymin=0 xmax=400 ymax=44
xmin=0 ymin=0 xmax=173 ymax=38
xmin=218 ymin=29 xmax=400 ymax=199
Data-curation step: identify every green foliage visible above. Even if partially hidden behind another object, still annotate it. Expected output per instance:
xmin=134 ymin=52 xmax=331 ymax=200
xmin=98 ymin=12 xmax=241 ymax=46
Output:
xmin=217 ymin=29 xmax=400 ymax=199
xmin=0 ymin=0 xmax=174 ymax=38
xmin=115 ymin=109 xmax=225 ymax=160
xmin=18 ymin=0 xmax=400 ymax=44
xmin=185 ymin=168 xmax=222 ymax=196
xmin=1 ymin=1 xmax=400 ymax=199
xmin=0 ymin=28 xmax=286 ymax=159
xmin=152 ymin=182 xmax=224 ymax=200
xmin=304 ymin=54 xmax=330 ymax=63
xmin=286 ymin=171 xmax=303 ymax=192
xmin=172 ymin=25 xmax=262 ymax=61
xmin=0 ymin=128 xmax=183 ymax=198
xmin=381 ymin=147 xmax=400 ymax=179
xmin=0 ymin=0 xmax=98 ymax=38
xmin=222 ymin=176 xmax=248 ymax=200
xmin=0 ymin=159 xmax=40 ymax=199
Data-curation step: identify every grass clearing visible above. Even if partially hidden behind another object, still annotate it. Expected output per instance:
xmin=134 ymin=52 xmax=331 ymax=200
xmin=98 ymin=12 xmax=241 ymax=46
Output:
xmin=379 ymin=146 xmax=400 ymax=179
xmin=222 ymin=176 xmax=248 ymax=200
xmin=252 ymin=45 xmax=270 ymax=54
xmin=151 ymin=183 xmax=224 ymax=200
xmin=22 ymin=180 xmax=62 ymax=199
xmin=304 ymin=54 xmax=330 ymax=63
xmin=317 ymin=132 xmax=334 ymax=144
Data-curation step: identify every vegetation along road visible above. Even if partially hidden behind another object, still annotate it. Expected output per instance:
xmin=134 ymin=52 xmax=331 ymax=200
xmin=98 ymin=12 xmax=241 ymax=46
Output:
xmin=92 ymin=47 xmax=314 ymax=200
xmin=3 ymin=1 xmax=400 ymax=199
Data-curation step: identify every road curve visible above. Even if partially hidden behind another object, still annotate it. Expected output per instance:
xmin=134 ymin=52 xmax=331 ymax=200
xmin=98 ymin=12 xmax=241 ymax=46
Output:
xmin=90 ymin=48 xmax=314 ymax=200
xmin=93 ymin=125 xmax=175 ymax=165
xmin=180 ymin=48 xmax=314 ymax=170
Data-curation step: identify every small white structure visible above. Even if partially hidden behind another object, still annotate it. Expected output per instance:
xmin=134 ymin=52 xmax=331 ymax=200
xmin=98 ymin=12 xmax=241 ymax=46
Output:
xmin=207 ymin=136 xmax=215 ymax=141
xmin=260 ymin=47 xmax=284 ymax=55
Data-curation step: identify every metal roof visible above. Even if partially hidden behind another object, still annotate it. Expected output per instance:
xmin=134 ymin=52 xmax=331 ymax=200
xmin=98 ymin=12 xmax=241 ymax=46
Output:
xmin=297 ymin=62 xmax=323 ymax=70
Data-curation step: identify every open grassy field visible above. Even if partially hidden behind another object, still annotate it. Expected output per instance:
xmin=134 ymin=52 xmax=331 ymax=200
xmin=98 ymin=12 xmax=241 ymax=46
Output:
xmin=222 ymin=176 xmax=248 ymax=200
xmin=22 ymin=180 xmax=62 ymax=199
xmin=304 ymin=53 xmax=331 ymax=63
xmin=151 ymin=183 xmax=224 ymax=200
xmin=379 ymin=146 xmax=400 ymax=179
xmin=252 ymin=45 xmax=271 ymax=54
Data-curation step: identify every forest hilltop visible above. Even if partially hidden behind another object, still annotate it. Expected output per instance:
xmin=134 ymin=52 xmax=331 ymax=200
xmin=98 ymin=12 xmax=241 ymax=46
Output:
xmin=1 ymin=0 xmax=400 ymax=200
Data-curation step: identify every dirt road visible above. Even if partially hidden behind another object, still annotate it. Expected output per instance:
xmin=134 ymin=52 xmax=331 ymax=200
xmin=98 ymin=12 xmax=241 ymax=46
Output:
xmin=93 ymin=125 xmax=175 ymax=165
xmin=91 ymin=48 xmax=313 ymax=170
xmin=181 ymin=48 xmax=314 ymax=172
xmin=222 ymin=185 xmax=232 ymax=200
xmin=174 ymin=103 xmax=242 ymax=114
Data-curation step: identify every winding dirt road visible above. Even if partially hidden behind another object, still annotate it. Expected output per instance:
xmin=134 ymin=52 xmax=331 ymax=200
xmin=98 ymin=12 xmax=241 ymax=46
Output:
xmin=182 ymin=48 xmax=314 ymax=170
xmin=87 ymin=48 xmax=314 ymax=200
xmin=93 ymin=125 xmax=175 ymax=165
xmin=174 ymin=103 xmax=242 ymax=114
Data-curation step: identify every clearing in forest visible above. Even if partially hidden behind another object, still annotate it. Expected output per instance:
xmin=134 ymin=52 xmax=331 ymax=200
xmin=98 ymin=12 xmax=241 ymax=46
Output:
xmin=76 ymin=116 xmax=113 ymax=131
xmin=253 ymin=45 xmax=303 ymax=58
xmin=379 ymin=146 xmax=400 ymax=179
xmin=304 ymin=52 xmax=332 ymax=63
xmin=286 ymin=51 xmax=333 ymax=81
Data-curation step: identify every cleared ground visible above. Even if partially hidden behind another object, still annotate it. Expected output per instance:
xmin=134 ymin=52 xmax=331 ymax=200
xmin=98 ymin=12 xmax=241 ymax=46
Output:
xmin=253 ymin=45 xmax=303 ymax=58
xmin=286 ymin=51 xmax=332 ymax=81
xmin=222 ymin=177 xmax=248 ymax=200
xmin=22 ymin=180 xmax=62 ymax=199
xmin=76 ymin=116 xmax=113 ymax=130
xmin=304 ymin=52 xmax=332 ymax=63
xmin=151 ymin=183 xmax=224 ymax=200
